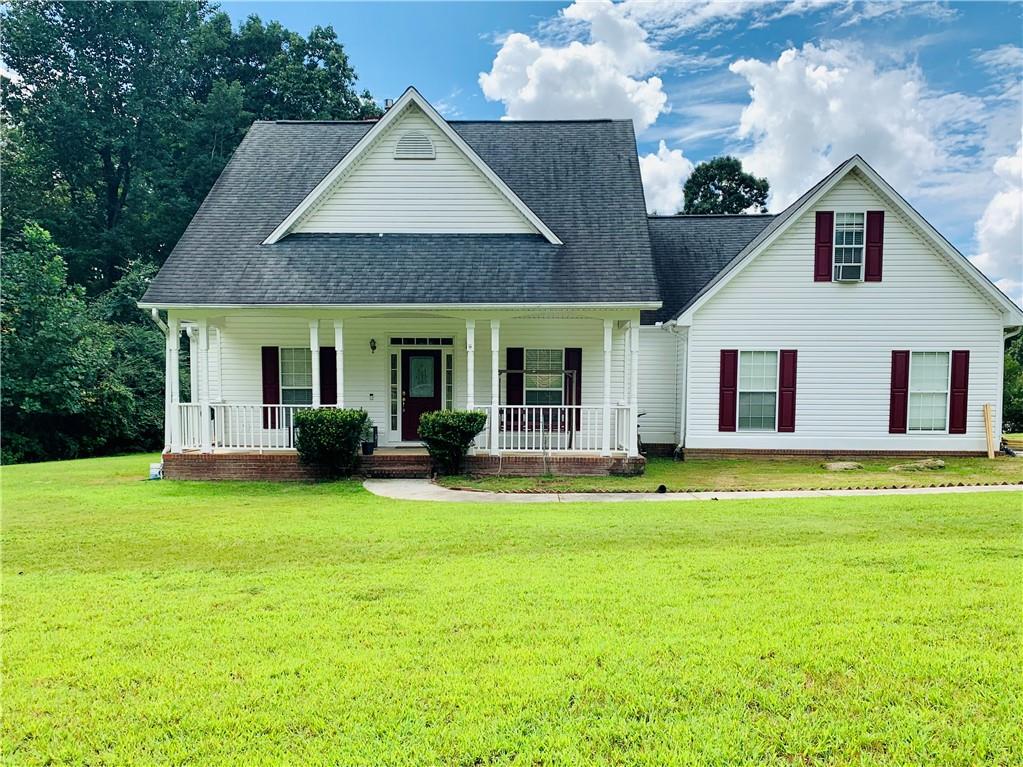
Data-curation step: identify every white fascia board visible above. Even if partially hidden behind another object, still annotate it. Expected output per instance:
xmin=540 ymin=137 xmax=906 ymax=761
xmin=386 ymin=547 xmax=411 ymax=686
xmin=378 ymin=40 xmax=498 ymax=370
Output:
xmin=136 ymin=301 xmax=661 ymax=311
xmin=262 ymin=86 xmax=562 ymax=246
xmin=675 ymin=155 xmax=1023 ymax=325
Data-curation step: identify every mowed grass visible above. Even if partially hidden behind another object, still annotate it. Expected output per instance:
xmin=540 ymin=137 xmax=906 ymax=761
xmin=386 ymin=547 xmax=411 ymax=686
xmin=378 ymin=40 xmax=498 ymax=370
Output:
xmin=439 ymin=455 xmax=1023 ymax=493
xmin=2 ymin=455 xmax=1022 ymax=766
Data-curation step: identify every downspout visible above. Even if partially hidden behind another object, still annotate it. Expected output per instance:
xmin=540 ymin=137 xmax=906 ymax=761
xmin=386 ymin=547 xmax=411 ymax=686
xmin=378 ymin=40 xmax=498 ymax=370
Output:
xmin=148 ymin=307 xmax=168 ymax=335
xmin=146 ymin=308 xmax=172 ymax=453
xmin=664 ymin=319 xmax=689 ymax=455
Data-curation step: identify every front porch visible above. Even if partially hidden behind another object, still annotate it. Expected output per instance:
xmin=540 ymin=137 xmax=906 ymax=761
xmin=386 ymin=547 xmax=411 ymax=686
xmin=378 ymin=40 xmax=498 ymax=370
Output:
xmin=160 ymin=310 xmax=646 ymax=476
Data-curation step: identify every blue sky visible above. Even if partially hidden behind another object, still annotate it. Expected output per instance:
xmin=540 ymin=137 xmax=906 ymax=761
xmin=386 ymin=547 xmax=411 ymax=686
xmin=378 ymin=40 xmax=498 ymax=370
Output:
xmin=221 ymin=1 xmax=1022 ymax=300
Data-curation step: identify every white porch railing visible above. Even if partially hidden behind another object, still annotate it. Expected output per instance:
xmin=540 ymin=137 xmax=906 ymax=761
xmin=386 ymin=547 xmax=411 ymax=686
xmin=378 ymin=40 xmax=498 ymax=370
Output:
xmin=173 ymin=403 xmax=631 ymax=454
xmin=174 ymin=403 xmax=314 ymax=451
xmin=473 ymin=405 xmax=630 ymax=453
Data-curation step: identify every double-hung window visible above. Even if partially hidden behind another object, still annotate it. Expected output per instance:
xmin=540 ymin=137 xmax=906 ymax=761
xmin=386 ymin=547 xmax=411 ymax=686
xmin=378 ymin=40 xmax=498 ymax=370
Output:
xmin=908 ymin=351 xmax=949 ymax=432
xmin=524 ymin=348 xmax=564 ymax=406
xmin=833 ymin=212 xmax=865 ymax=281
xmin=279 ymin=347 xmax=313 ymax=405
xmin=738 ymin=351 xmax=778 ymax=430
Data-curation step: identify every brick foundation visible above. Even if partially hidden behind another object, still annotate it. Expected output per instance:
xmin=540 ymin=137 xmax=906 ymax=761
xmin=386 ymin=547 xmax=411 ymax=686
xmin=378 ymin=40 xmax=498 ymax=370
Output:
xmin=465 ymin=454 xmax=645 ymax=477
xmin=161 ymin=451 xmax=644 ymax=480
xmin=682 ymin=448 xmax=988 ymax=460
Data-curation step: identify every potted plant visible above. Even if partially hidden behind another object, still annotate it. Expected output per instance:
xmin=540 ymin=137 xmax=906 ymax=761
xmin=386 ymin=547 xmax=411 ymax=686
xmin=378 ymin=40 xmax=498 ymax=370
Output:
xmin=361 ymin=418 xmax=377 ymax=456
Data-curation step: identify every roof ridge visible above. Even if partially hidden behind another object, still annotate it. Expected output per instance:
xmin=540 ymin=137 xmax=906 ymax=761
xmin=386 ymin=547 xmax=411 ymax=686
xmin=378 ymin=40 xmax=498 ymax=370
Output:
xmin=649 ymin=213 xmax=776 ymax=219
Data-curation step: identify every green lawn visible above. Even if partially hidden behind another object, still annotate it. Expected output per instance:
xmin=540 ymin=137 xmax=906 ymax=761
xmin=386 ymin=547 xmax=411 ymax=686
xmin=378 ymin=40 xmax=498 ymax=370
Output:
xmin=3 ymin=454 xmax=1021 ymax=765
xmin=439 ymin=455 xmax=1022 ymax=493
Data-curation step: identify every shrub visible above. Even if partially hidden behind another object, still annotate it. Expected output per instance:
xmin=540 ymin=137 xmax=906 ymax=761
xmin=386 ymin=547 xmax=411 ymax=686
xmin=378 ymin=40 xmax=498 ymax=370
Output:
xmin=418 ymin=410 xmax=488 ymax=475
xmin=294 ymin=408 xmax=368 ymax=478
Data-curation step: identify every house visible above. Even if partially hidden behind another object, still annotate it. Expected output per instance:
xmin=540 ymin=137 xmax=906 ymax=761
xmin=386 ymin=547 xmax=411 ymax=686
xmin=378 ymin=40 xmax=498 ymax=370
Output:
xmin=139 ymin=87 xmax=1023 ymax=479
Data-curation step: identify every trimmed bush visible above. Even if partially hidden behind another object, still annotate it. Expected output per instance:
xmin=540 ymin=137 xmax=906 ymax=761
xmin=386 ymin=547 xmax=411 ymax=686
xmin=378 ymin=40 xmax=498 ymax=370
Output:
xmin=294 ymin=408 xmax=368 ymax=478
xmin=418 ymin=410 xmax=488 ymax=475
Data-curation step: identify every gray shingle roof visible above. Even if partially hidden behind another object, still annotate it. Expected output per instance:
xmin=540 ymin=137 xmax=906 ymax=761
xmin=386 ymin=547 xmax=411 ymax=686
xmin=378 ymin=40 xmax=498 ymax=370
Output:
xmin=141 ymin=119 xmax=660 ymax=307
xmin=642 ymin=214 xmax=776 ymax=324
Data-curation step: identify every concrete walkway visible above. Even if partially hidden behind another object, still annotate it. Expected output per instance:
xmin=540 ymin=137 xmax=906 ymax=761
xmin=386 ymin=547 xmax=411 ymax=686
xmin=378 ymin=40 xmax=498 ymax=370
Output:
xmin=363 ymin=478 xmax=1021 ymax=504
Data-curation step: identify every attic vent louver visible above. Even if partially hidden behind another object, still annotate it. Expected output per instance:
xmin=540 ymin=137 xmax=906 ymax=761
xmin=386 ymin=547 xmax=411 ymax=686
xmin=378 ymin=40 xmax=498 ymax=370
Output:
xmin=394 ymin=130 xmax=435 ymax=160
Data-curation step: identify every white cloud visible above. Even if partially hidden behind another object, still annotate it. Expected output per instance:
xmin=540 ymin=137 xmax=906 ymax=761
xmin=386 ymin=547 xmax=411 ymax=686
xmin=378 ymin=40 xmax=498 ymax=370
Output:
xmin=478 ymin=0 xmax=667 ymax=131
xmin=973 ymin=140 xmax=1023 ymax=306
xmin=728 ymin=42 xmax=986 ymax=208
xmin=639 ymin=140 xmax=695 ymax=213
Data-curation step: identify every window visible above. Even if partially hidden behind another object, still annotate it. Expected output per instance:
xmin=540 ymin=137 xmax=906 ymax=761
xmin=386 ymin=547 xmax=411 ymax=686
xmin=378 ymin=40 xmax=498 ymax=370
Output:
xmin=445 ymin=353 xmax=453 ymax=410
xmin=280 ymin=348 xmax=313 ymax=405
xmin=390 ymin=353 xmax=399 ymax=431
xmin=909 ymin=351 xmax=949 ymax=432
xmin=738 ymin=351 xmax=778 ymax=430
xmin=524 ymin=348 xmax=563 ymax=406
xmin=833 ymin=212 xmax=865 ymax=281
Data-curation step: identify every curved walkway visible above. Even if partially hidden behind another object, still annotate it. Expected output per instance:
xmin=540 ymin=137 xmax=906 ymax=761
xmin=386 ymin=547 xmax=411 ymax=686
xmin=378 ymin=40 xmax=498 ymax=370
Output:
xmin=363 ymin=478 xmax=1021 ymax=504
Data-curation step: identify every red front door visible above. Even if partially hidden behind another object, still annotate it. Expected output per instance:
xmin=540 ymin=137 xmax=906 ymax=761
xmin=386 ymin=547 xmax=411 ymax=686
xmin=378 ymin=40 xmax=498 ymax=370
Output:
xmin=401 ymin=349 xmax=442 ymax=441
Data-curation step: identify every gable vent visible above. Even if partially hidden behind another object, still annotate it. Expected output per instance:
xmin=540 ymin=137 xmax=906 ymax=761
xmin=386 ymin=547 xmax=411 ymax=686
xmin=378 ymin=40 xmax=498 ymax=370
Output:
xmin=394 ymin=130 xmax=435 ymax=160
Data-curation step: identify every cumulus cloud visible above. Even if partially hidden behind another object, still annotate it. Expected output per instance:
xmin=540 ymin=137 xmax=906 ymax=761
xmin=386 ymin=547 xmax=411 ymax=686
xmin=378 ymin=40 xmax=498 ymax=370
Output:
xmin=478 ymin=0 xmax=667 ymax=131
xmin=729 ymin=42 xmax=986 ymax=208
xmin=973 ymin=140 xmax=1023 ymax=305
xmin=639 ymin=141 xmax=695 ymax=214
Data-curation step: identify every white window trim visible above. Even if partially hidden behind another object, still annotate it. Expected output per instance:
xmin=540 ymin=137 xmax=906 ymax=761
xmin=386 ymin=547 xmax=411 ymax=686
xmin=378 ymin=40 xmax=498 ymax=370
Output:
xmin=737 ymin=349 xmax=780 ymax=433
xmin=279 ymin=347 xmax=313 ymax=405
xmin=832 ymin=209 xmax=867 ymax=283
xmin=524 ymin=347 xmax=565 ymax=406
xmin=907 ymin=349 xmax=952 ymax=435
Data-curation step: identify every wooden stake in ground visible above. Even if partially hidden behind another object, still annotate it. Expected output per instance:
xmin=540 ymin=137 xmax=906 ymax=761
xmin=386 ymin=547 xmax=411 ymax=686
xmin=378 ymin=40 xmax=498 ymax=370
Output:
xmin=982 ymin=403 xmax=995 ymax=459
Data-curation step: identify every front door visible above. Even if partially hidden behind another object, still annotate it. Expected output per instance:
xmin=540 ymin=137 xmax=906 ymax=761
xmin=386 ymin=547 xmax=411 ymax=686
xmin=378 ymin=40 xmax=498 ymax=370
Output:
xmin=401 ymin=349 xmax=442 ymax=441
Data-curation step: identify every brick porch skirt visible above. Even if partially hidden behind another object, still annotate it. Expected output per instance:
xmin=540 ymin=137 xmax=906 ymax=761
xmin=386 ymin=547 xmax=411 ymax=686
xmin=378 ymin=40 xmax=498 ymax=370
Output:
xmin=161 ymin=451 xmax=645 ymax=481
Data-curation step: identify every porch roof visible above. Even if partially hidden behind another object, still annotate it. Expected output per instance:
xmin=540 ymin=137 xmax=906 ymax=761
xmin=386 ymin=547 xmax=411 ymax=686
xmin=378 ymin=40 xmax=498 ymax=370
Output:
xmin=141 ymin=120 xmax=660 ymax=309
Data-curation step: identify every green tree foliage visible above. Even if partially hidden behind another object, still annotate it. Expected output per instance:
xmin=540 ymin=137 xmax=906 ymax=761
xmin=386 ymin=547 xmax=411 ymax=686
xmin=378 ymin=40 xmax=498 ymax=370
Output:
xmin=682 ymin=156 xmax=770 ymax=214
xmin=1 ymin=2 xmax=380 ymax=462
xmin=1003 ymin=335 xmax=1023 ymax=434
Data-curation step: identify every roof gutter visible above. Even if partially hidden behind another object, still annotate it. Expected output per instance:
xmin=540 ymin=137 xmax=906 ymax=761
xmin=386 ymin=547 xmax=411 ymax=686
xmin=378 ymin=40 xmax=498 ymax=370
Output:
xmin=137 ymin=300 xmax=662 ymax=312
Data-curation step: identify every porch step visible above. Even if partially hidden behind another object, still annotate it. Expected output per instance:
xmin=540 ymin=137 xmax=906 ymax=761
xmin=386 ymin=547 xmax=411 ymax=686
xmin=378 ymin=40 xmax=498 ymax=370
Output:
xmin=359 ymin=453 xmax=433 ymax=479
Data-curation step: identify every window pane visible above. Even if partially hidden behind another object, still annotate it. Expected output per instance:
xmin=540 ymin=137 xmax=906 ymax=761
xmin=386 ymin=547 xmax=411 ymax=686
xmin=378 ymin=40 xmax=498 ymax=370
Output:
xmin=739 ymin=351 xmax=778 ymax=391
xmin=909 ymin=392 xmax=947 ymax=431
xmin=526 ymin=389 xmax=563 ymax=406
xmin=280 ymin=348 xmax=312 ymax=387
xmin=409 ymin=355 xmax=435 ymax=397
xmin=282 ymin=388 xmax=312 ymax=405
xmin=525 ymin=348 xmax=563 ymax=371
xmin=910 ymin=351 xmax=949 ymax=392
xmin=738 ymin=392 xmax=776 ymax=430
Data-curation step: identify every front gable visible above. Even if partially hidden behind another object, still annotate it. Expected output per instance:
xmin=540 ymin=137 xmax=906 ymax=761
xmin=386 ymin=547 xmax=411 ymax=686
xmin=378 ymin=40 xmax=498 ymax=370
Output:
xmin=265 ymin=87 xmax=561 ymax=244
xmin=698 ymin=169 xmax=1006 ymax=323
xmin=675 ymin=156 xmax=1022 ymax=326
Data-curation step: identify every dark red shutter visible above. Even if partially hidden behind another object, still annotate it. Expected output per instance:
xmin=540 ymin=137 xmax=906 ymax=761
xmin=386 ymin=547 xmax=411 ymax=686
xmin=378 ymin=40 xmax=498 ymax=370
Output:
xmin=506 ymin=348 xmax=524 ymax=405
xmin=889 ymin=350 xmax=910 ymax=434
xmin=865 ymin=210 xmax=884 ymax=282
xmin=718 ymin=349 xmax=738 ymax=432
xmin=563 ymin=348 xmax=582 ymax=429
xmin=261 ymin=346 xmax=280 ymax=428
xmin=949 ymin=350 xmax=969 ymax=434
xmin=777 ymin=350 xmax=797 ymax=433
xmin=814 ymin=211 xmax=834 ymax=282
xmin=320 ymin=347 xmax=337 ymax=406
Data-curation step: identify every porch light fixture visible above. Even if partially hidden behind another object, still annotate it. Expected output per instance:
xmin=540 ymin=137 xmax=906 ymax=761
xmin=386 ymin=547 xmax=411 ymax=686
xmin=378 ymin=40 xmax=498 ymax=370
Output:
xmin=370 ymin=338 xmax=377 ymax=354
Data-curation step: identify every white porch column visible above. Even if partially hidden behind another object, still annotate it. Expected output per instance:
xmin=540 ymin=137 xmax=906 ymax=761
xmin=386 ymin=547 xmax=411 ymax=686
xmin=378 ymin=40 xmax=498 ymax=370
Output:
xmin=490 ymin=320 xmax=500 ymax=456
xmin=309 ymin=320 xmax=321 ymax=407
xmin=167 ymin=316 xmax=181 ymax=453
xmin=628 ymin=321 xmax=640 ymax=457
xmin=187 ymin=326 xmax=198 ymax=403
xmin=334 ymin=320 xmax=345 ymax=407
xmin=465 ymin=320 xmax=475 ymax=410
xmin=601 ymin=319 xmax=612 ymax=456
xmin=197 ymin=318 xmax=212 ymax=453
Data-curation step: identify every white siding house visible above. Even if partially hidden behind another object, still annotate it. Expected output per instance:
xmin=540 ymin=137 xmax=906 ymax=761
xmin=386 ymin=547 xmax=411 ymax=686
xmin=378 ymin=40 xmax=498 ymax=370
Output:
xmin=140 ymin=87 xmax=1021 ymax=477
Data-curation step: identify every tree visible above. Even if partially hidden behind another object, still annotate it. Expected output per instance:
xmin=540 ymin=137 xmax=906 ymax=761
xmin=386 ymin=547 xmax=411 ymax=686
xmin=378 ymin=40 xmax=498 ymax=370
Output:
xmin=1 ymin=2 xmax=382 ymax=290
xmin=1003 ymin=335 xmax=1023 ymax=434
xmin=682 ymin=156 xmax=770 ymax=214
